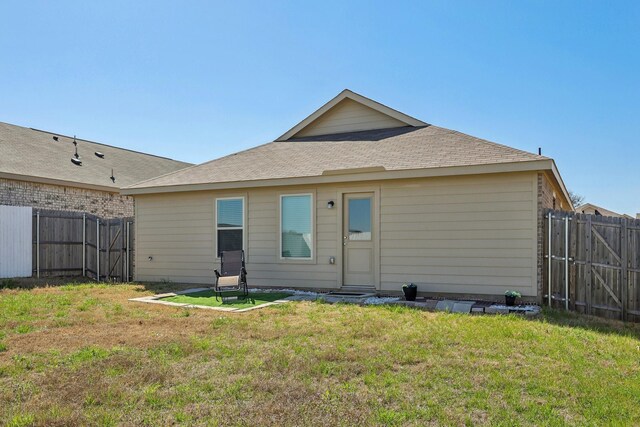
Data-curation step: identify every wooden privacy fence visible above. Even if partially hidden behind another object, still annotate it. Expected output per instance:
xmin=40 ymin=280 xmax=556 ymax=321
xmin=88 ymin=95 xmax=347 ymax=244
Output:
xmin=33 ymin=209 xmax=134 ymax=282
xmin=545 ymin=209 xmax=640 ymax=322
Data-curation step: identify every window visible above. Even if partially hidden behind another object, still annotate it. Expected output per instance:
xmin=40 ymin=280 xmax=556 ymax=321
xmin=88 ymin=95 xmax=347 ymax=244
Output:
xmin=216 ymin=198 xmax=244 ymax=257
xmin=280 ymin=194 xmax=313 ymax=259
xmin=348 ymin=197 xmax=372 ymax=241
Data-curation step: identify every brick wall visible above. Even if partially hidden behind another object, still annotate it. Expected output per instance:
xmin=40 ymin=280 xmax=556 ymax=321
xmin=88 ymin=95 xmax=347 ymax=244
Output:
xmin=0 ymin=178 xmax=133 ymax=218
xmin=537 ymin=173 xmax=557 ymax=301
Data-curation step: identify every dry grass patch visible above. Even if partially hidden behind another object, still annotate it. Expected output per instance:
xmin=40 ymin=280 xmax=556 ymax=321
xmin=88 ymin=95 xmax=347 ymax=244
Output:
xmin=1 ymin=282 xmax=640 ymax=426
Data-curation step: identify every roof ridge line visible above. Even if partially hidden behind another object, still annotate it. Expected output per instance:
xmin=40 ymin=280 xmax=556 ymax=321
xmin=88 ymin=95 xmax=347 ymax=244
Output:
xmin=431 ymin=125 xmax=547 ymax=159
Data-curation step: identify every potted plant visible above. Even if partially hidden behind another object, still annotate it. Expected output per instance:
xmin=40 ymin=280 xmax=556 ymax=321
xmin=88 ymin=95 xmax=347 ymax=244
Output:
xmin=504 ymin=290 xmax=521 ymax=306
xmin=402 ymin=283 xmax=417 ymax=301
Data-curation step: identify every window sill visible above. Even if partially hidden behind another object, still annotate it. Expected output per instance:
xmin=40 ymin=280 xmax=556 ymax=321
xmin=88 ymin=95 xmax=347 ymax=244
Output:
xmin=277 ymin=257 xmax=316 ymax=265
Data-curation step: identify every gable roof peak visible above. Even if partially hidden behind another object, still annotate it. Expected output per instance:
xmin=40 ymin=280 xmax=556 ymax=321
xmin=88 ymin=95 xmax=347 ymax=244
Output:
xmin=276 ymin=89 xmax=427 ymax=141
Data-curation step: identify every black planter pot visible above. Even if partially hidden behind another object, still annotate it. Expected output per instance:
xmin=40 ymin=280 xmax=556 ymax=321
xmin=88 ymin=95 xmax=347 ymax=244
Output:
xmin=403 ymin=286 xmax=417 ymax=301
xmin=505 ymin=295 xmax=516 ymax=306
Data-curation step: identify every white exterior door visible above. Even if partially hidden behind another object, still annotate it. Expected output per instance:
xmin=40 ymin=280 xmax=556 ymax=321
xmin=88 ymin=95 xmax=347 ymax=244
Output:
xmin=342 ymin=193 xmax=375 ymax=286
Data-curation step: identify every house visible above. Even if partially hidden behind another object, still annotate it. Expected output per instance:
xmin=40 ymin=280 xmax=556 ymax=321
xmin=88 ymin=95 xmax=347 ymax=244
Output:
xmin=576 ymin=203 xmax=634 ymax=220
xmin=122 ymin=90 xmax=572 ymax=300
xmin=0 ymin=122 xmax=191 ymax=217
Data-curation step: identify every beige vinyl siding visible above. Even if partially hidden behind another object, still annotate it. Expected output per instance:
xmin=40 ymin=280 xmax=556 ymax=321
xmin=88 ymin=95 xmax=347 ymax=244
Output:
xmin=135 ymin=187 xmax=340 ymax=289
xmin=135 ymin=192 xmax=215 ymax=284
xmin=379 ymin=173 xmax=538 ymax=296
xmin=134 ymin=172 xmax=539 ymax=297
xmin=294 ymin=98 xmax=407 ymax=138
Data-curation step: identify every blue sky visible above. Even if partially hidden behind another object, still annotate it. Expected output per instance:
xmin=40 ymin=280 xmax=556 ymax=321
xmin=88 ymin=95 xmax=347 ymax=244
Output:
xmin=1 ymin=1 xmax=638 ymax=214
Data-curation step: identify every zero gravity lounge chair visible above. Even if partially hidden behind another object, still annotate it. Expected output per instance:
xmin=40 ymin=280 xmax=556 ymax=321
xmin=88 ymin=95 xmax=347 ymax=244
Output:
xmin=213 ymin=250 xmax=248 ymax=301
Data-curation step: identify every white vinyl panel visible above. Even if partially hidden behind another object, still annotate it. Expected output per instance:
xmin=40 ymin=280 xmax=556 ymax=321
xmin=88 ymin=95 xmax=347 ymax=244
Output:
xmin=0 ymin=206 xmax=32 ymax=278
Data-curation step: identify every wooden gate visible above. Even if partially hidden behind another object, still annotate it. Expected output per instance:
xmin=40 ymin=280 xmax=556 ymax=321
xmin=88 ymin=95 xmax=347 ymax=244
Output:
xmin=545 ymin=210 xmax=640 ymax=321
xmin=34 ymin=209 xmax=134 ymax=282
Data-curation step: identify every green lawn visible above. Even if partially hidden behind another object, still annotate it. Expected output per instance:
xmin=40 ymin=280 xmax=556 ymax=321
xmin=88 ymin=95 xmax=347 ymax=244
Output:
xmin=1 ymin=282 xmax=640 ymax=426
xmin=162 ymin=290 xmax=292 ymax=309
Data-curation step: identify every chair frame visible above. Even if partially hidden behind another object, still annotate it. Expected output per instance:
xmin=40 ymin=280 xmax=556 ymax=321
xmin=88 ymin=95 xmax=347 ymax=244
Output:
xmin=213 ymin=250 xmax=248 ymax=301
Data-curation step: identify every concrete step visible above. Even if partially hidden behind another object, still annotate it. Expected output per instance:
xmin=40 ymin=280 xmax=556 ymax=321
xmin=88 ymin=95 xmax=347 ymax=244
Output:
xmin=340 ymin=285 xmax=376 ymax=293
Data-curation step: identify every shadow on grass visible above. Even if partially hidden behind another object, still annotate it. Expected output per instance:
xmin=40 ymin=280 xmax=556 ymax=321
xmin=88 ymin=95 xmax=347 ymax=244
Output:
xmin=1 ymin=277 xmax=92 ymax=290
xmin=533 ymin=307 xmax=640 ymax=341
xmin=0 ymin=278 xmax=198 ymax=294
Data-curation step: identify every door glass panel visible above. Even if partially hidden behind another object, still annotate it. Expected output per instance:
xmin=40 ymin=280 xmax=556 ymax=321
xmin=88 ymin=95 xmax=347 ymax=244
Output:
xmin=348 ymin=198 xmax=371 ymax=240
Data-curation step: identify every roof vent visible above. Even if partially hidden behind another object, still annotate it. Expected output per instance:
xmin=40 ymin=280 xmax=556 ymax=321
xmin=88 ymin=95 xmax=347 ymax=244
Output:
xmin=52 ymin=136 xmax=59 ymax=141
xmin=110 ymin=169 xmax=115 ymax=183
xmin=95 ymin=151 xmax=104 ymax=158
xmin=73 ymin=136 xmax=80 ymax=159
xmin=71 ymin=158 xmax=82 ymax=166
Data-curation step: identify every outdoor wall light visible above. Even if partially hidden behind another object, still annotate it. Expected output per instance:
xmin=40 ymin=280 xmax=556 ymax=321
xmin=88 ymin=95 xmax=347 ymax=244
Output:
xmin=327 ymin=200 xmax=335 ymax=209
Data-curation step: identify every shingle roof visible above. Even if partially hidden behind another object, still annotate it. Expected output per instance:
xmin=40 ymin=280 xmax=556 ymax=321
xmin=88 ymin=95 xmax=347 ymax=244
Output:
xmin=0 ymin=122 xmax=192 ymax=190
xmin=126 ymin=125 xmax=546 ymax=190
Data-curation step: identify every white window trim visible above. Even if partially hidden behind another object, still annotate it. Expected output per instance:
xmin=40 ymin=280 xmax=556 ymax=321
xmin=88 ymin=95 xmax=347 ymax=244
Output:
xmin=279 ymin=193 xmax=314 ymax=261
xmin=215 ymin=196 xmax=245 ymax=259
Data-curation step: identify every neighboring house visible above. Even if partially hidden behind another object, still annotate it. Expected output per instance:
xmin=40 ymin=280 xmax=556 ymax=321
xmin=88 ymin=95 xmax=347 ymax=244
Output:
xmin=123 ymin=89 xmax=572 ymax=300
xmin=0 ymin=122 xmax=191 ymax=217
xmin=576 ymin=203 xmax=634 ymax=220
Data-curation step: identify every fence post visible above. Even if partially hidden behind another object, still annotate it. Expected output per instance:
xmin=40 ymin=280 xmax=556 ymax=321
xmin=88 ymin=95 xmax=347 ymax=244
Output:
xmin=622 ymin=219 xmax=628 ymax=321
xmin=125 ymin=221 xmax=130 ymax=282
xmin=570 ymin=214 xmax=578 ymax=311
xmin=564 ymin=215 xmax=570 ymax=311
xmin=586 ymin=215 xmax=593 ymax=315
xmin=548 ymin=211 xmax=553 ymax=307
xmin=82 ymin=213 xmax=86 ymax=277
xmin=106 ymin=219 xmax=111 ymax=282
xmin=96 ymin=218 xmax=100 ymax=282
xmin=36 ymin=210 xmax=40 ymax=278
